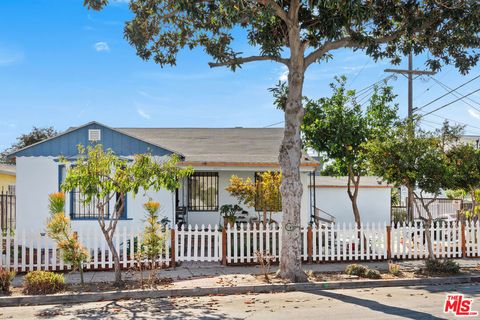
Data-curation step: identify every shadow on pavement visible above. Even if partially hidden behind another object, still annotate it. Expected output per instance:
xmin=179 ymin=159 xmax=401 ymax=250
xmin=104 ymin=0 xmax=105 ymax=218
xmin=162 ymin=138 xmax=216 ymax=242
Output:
xmin=303 ymin=289 xmax=445 ymax=320
xmin=35 ymin=298 xmax=242 ymax=320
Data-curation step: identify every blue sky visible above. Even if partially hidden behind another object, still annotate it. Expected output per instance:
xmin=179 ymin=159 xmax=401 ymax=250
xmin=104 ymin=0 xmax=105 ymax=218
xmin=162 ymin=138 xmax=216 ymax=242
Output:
xmin=1 ymin=0 xmax=480 ymax=150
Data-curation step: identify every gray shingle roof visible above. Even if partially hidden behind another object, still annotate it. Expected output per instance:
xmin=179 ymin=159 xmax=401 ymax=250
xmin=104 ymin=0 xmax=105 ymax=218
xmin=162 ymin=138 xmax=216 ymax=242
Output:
xmin=116 ymin=127 xmax=317 ymax=166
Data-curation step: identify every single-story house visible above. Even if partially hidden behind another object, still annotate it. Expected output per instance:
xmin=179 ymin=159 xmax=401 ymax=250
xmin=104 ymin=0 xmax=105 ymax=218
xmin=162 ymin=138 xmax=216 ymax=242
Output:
xmin=0 ymin=164 xmax=15 ymax=193
xmin=8 ymin=121 xmax=321 ymax=231
xmin=8 ymin=121 xmax=392 ymax=231
xmin=312 ymin=176 xmax=392 ymax=225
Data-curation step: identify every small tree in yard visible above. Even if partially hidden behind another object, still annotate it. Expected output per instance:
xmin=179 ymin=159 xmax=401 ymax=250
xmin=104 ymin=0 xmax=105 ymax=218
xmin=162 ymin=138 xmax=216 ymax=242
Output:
xmin=446 ymin=143 xmax=480 ymax=220
xmin=226 ymin=172 xmax=282 ymax=225
xmin=61 ymin=144 xmax=192 ymax=285
xmin=85 ymin=0 xmax=480 ymax=282
xmin=366 ymin=121 xmax=453 ymax=260
xmin=46 ymin=192 xmax=89 ymax=284
xmin=302 ymin=76 xmax=398 ymax=229
xmin=139 ymin=200 xmax=167 ymax=283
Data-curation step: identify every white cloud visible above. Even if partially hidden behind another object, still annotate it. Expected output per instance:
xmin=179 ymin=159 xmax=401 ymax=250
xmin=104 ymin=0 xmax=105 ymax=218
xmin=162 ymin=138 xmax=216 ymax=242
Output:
xmin=94 ymin=42 xmax=110 ymax=52
xmin=468 ymin=108 xmax=480 ymax=119
xmin=137 ymin=108 xmax=151 ymax=119
xmin=0 ymin=47 xmax=24 ymax=66
xmin=0 ymin=120 xmax=16 ymax=128
xmin=278 ymin=66 xmax=288 ymax=82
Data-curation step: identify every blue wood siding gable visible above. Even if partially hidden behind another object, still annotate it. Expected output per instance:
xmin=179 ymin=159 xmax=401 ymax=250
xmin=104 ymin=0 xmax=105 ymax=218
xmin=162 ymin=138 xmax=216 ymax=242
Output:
xmin=10 ymin=122 xmax=175 ymax=157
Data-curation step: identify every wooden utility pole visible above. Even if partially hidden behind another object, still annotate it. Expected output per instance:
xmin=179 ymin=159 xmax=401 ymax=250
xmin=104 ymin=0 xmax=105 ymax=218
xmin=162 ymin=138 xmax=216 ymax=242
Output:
xmin=385 ymin=52 xmax=435 ymax=222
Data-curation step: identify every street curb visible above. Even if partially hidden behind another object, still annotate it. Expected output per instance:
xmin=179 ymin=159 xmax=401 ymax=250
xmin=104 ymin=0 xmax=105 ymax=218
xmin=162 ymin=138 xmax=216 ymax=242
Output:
xmin=1 ymin=275 xmax=479 ymax=307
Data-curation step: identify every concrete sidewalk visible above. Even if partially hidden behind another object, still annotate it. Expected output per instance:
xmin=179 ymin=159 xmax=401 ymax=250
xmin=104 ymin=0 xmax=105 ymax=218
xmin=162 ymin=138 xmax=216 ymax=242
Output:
xmin=12 ymin=261 xmax=388 ymax=286
xmin=11 ymin=258 xmax=480 ymax=287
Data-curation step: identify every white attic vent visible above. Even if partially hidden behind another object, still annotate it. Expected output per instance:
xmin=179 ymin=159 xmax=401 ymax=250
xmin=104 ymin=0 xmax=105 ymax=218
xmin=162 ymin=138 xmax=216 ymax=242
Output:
xmin=88 ymin=129 xmax=101 ymax=141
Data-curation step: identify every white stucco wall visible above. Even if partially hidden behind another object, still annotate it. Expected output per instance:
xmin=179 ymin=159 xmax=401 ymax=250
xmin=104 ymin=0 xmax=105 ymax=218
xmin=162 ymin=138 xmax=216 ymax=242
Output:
xmin=16 ymin=157 xmax=315 ymax=231
xmin=15 ymin=156 xmax=174 ymax=232
xmin=313 ymin=186 xmax=391 ymax=224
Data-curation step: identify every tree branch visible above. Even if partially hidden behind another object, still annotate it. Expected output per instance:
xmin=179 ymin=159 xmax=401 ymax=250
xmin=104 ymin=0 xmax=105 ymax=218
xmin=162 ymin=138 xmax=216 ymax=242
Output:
xmin=208 ymin=55 xmax=288 ymax=68
xmin=260 ymin=0 xmax=290 ymax=26
xmin=288 ymin=0 xmax=300 ymax=23
xmin=304 ymin=29 xmax=405 ymax=68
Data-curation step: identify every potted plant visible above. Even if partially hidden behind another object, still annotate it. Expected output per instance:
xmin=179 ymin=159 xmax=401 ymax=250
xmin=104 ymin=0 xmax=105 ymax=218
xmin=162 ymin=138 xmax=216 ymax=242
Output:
xmin=220 ymin=204 xmax=246 ymax=228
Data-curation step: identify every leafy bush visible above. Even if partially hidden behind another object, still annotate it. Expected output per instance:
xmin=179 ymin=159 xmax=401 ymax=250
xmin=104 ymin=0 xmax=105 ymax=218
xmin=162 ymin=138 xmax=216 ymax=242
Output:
xmin=425 ymin=259 xmax=460 ymax=274
xmin=23 ymin=271 xmax=65 ymax=295
xmin=345 ymin=264 xmax=368 ymax=277
xmin=0 ymin=268 xmax=16 ymax=293
xmin=365 ymin=269 xmax=382 ymax=279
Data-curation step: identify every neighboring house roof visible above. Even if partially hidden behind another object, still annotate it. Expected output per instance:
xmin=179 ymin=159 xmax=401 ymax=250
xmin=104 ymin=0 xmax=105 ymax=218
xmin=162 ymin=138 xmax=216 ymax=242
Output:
xmin=459 ymin=135 xmax=480 ymax=147
xmin=7 ymin=121 xmax=318 ymax=167
xmin=0 ymin=164 xmax=16 ymax=176
xmin=312 ymin=176 xmax=392 ymax=188
xmin=8 ymin=122 xmax=178 ymax=158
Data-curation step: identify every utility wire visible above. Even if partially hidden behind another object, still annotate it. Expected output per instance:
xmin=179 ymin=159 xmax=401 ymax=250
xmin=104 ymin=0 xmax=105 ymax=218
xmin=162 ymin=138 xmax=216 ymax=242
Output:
xmin=422 ymin=113 xmax=480 ymax=131
xmin=429 ymin=77 xmax=480 ymax=113
xmin=415 ymin=74 xmax=480 ymax=112
xmin=263 ymin=121 xmax=284 ymax=128
xmin=419 ymin=87 xmax=480 ymax=117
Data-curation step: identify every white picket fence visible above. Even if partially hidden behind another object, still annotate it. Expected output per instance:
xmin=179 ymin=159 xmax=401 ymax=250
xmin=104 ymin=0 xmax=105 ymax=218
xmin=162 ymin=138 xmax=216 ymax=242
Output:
xmin=175 ymin=224 xmax=222 ymax=262
xmin=1 ymin=221 xmax=480 ymax=272
xmin=0 ymin=227 xmax=171 ymax=272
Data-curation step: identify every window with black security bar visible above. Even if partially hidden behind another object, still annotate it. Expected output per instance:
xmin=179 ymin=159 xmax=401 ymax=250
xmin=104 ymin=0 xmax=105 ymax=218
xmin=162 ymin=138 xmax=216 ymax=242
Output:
xmin=188 ymin=172 xmax=219 ymax=211
xmin=70 ymin=189 xmax=111 ymax=219
xmin=254 ymin=172 xmax=282 ymax=212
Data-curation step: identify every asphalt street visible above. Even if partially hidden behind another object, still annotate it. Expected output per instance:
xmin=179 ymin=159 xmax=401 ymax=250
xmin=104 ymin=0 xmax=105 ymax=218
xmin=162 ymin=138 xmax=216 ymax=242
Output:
xmin=1 ymin=283 xmax=479 ymax=319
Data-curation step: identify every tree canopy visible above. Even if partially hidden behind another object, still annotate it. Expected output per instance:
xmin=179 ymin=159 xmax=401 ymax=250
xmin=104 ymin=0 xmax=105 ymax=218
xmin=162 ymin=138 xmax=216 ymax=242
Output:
xmin=1 ymin=126 xmax=57 ymax=162
xmin=301 ymin=76 xmax=398 ymax=227
xmin=446 ymin=143 xmax=480 ymax=218
xmin=86 ymin=1 xmax=480 ymax=73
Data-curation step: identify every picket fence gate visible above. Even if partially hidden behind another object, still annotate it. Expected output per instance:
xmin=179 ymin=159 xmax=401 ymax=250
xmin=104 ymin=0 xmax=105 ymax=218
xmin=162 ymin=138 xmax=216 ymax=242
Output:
xmin=1 ymin=221 xmax=479 ymax=272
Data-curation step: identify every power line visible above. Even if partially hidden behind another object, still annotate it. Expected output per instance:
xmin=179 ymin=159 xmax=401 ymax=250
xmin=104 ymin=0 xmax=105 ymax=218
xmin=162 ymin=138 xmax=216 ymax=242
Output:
xmin=414 ymin=70 xmax=451 ymax=100
xmin=263 ymin=121 xmax=284 ymax=128
xmin=428 ymin=76 xmax=480 ymax=113
xmin=350 ymin=60 xmax=370 ymax=84
xmin=422 ymin=112 xmax=480 ymax=132
xmin=420 ymin=87 xmax=480 ymax=117
xmin=415 ymin=74 xmax=480 ymax=112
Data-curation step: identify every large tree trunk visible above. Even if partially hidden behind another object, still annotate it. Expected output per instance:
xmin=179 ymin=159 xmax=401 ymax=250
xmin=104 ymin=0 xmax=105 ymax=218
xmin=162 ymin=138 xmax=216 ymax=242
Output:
xmin=277 ymin=24 xmax=307 ymax=283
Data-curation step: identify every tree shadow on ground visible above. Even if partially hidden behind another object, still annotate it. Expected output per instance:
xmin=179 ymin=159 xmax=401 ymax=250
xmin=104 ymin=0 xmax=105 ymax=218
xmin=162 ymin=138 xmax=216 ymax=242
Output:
xmin=35 ymin=298 xmax=242 ymax=320
xmin=302 ymin=289 xmax=445 ymax=320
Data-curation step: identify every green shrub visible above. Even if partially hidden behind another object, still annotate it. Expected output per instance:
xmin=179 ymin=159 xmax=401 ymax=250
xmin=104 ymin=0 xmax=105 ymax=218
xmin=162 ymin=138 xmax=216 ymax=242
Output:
xmin=0 ymin=268 xmax=16 ymax=293
xmin=425 ymin=259 xmax=460 ymax=274
xmin=23 ymin=271 xmax=65 ymax=295
xmin=345 ymin=264 xmax=368 ymax=277
xmin=365 ymin=269 xmax=382 ymax=279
